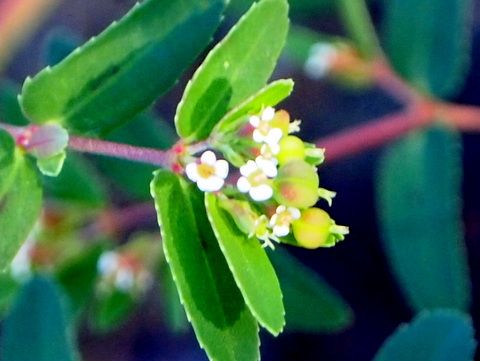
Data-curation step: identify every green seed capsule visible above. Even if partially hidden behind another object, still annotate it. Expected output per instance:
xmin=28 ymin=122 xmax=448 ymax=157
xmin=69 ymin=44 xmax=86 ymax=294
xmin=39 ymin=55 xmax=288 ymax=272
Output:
xmin=292 ymin=207 xmax=333 ymax=249
xmin=273 ymin=159 xmax=319 ymax=208
xmin=277 ymin=136 xmax=305 ymax=165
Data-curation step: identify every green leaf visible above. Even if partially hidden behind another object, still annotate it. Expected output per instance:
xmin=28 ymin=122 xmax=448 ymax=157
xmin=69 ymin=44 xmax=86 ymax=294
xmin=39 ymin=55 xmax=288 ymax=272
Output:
xmin=90 ymin=289 xmax=136 ymax=333
xmin=214 ymin=79 xmax=294 ymax=135
xmin=20 ymin=0 xmax=228 ymax=136
xmin=1 ymin=276 xmax=79 ymax=361
xmin=269 ymin=248 xmax=353 ymax=333
xmin=0 ymin=273 xmax=20 ymax=317
xmin=205 ymin=193 xmax=285 ymax=335
xmin=373 ymin=310 xmax=476 ymax=361
xmin=376 ymin=126 xmax=470 ymax=312
xmin=42 ymin=151 xmax=108 ymax=206
xmin=160 ymin=259 xmax=190 ymax=334
xmin=96 ymin=111 xmax=176 ymax=200
xmin=0 ymin=156 xmax=42 ymax=271
xmin=382 ymin=0 xmax=473 ymax=98
xmin=175 ymin=0 xmax=290 ymax=142
xmin=56 ymin=245 xmax=104 ymax=316
xmin=0 ymin=81 xmax=29 ymax=126
xmin=0 ymin=130 xmax=17 ymax=199
xmin=151 ymin=170 xmax=260 ymax=361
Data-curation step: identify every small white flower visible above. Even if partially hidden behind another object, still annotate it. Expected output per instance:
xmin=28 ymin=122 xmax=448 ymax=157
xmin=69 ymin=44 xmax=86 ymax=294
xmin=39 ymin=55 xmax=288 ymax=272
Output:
xmin=115 ymin=269 xmax=135 ymax=292
xmin=185 ymin=150 xmax=229 ymax=192
xmin=249 ymin=215 xmax=279 ymax=250
xmin=260 ymin=143 xmax=280 ymax=165
xmin=97 ymin=251 xmax=119 ymax=275
xmin=270 ymin=205 xmax=301 ymax=237
xmin=237 ymin=157 xmax=277 ymax=201
xmin=249 ymin=107 xmax=283 ymax=145
xmin=304 ymin=43 xmax=337 ymax=79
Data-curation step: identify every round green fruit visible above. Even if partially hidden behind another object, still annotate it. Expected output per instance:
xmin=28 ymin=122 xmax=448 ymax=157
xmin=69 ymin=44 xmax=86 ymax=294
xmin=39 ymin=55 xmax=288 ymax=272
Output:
xmin=292 ymin=208 xmax=333 ymax=249
xmin=277 ymin=136 xmax=305 ymax=165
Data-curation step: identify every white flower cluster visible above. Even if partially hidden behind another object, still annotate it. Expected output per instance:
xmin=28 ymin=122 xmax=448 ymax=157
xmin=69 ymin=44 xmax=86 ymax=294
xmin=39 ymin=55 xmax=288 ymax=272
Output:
xmin=97 ymin=251 xmax=151 ymax=294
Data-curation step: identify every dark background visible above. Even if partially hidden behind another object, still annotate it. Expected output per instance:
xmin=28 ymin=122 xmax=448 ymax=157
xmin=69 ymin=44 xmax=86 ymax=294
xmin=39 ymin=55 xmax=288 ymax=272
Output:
xmin=5 ymin=0 xmax=480 ymax=360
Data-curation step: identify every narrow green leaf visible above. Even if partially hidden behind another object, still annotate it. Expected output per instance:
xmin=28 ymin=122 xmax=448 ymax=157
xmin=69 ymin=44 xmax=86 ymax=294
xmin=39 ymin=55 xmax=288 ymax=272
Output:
xmin=0 ymin=130 xmax=17 ymax=199
xmin=214 ymin=79 xmax=294 ymax=135
xmin=1 ymin=276 xmax=79 ymax=361
xmin=151 ymin=170 xmax=259 ymax=361
xmin=269 ymin=248 xmax=353 ymax=333
xmin=42 ymin=151 xmax=107 ymax=206
xmin=205 ymin=193 xmax=285 ymax=335
xmin=175 ymin=0 xmax=290 ymax=142
xmin=376 ymin=126 xmax=470 ymax=311
xmin=383 ymin=0 xmax=473 ymax=98
xmin=96 ymin=112 xmax=176 ymax=200
xmin=20 ymin=0 xmax=228 ymax=136
xmin=0 ymin=156 xmax=42 ymax=271
xmin=373 ymin=310 xmax=476 ymax=361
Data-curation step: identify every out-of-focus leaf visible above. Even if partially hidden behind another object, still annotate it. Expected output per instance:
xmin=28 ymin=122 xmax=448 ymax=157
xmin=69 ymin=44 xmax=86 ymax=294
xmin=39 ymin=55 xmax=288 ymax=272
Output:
xmin=0 ymin=155 xmax=42 ymax=271
xmin=96 ymin=112 xmax=176 ymax=200
xmin=0 ymin=130 xmax=17 ymax=199
xmin=151 ymin=170 xmax=260 ymax=361
xmin=0 ymin=276 xmax=79 ymax=361
xmin=205 ymin=193 xmax=285 ymax=335
xmin=175 ymin=0 xmax=289 ymax=142
xmin=43 ymin=151 xmax=107 ymax=206
xmin=0 ymin=81 xmax=28 ymax=126
xmin=41 ymin=27 xmax=82 ymax=67
xmin=56 ymin=244 xmax=104 ymax=316
xmin=269 ymin=248 xmax=353 ymax=333
xmin=20 ymin=0 xmax=228 ymax=136
xmin=90 ymin=289 xmax=136 ymax=333
xmin=0 ymin=273 xmax=20 ymax=316
xmin=383 ymin=0 xmax=473 ymax=98
xmin=376 ymin=126 xmax=470 ymax=311
xmin=373 ymin=310 xmax=476 ymax=361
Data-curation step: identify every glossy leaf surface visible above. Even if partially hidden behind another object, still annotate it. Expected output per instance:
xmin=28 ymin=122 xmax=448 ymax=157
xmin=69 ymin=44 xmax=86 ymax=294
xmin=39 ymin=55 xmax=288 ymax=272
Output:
xmin=373 ymin=310 xmax=476 ymax=361
xmin=377 ymin=126 xmax=470 ymax=311
xmin=151 ymin=171 xmax=259 ymax=361
xmin=205 ymin=193 xmax=285 ymax=335
xmin=20 ymin=0 xmax=227 ymax=136
xmin=175 ymin=0 xmax=289 ymax=142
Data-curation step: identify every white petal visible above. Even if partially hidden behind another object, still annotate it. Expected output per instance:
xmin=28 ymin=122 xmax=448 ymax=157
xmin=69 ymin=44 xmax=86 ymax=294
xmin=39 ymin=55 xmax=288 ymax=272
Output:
xmin=276 ymin=205 xmax=286 ymax=214
xmin=237 ymin=177 xmax=251 ymax=193
xmin=185 ymin=163 xmax=199 ymax=182
xmin=240 ymin=160 xmax=257 ymax=176
xmin=200 ymin=150 xmax=217 ymax=165
xmin=269 ymin=214 xmax=278 ymax=227
xmin=250 ymin=184 xmax=273 ymax=201
xmin=115 ymin=269 xmax=135 ymax=291
xmin=98 ymin=252 xmax=119 ymax=274
xmin=257 ymin=158 xmax=277 ymax=178
xmin=198 ymin=176 xmax=224 ymax=192
xmin=252 ymin=129 xmax=265 ymax=143
xmin=288 ymin=207 xmax=301 ymax=220
xmin=215 ymin=159 xmax=229 ymax=179
xmin=273 ymin=225 xmax=290 ymax=237
xmin=262 ymin=107 xmax=275 ymax=121
xmin=265 ymin=128 xmax=283 ymax=145
xmin=249 ymin=115 xmax=260 ymax=127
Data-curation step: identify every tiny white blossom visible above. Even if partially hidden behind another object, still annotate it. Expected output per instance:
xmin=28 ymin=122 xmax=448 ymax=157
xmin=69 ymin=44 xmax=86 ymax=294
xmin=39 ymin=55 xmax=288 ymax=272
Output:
xmin=237 ymin=157 xmax=277 ymax=201
xmin=270 ymin=205 xmax=301 ymax=237
xmin=260 ymin=143 xmax=280 ymax=165
xmin=249 ymin=107 xmax=283 ymax=144
xmin=185 ymin=150 xmax=229 ymax=192
xmin=249 ymin=215 xmax=279 ymax=250
xmin=115 ymin=269 xmax=135 ymax=292
xmin=304 ymin=43 xmax=337 ymax=79
xmin=97 ymin=251 xmax=119 ymax=275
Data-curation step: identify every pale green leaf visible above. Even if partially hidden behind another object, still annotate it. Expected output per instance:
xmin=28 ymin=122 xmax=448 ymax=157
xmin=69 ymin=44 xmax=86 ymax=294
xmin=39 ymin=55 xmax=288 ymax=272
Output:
xmin=373 ymin=310 xmax=476 ymax=361
xmin=1 ymin=276 xmax=79 ymax=361
xmin=205 ymin=193 xmax=285 ymax=335
xmin=20 ymin=0 xmax=228 ymax=136
xmin=151 ymin=170 xmax=260 ymax=361
xmin=36 ymin=151 xmax=66 ymax=177
xmin=175 ymin=0 xmax=290 ymax=142
xmin=0 ymin=156 xmax=42 ymax=271
xmin=376 ymin=126 xmax=470 ymax=311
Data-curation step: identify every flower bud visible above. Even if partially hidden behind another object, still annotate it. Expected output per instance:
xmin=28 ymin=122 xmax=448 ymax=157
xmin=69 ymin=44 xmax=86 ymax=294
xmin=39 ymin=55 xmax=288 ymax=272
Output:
xmin=24 ymin=124 xmax=69 ymax=158
xmin=277 ymin=135 xmax=305 ymax=165
xmin=273 ymin=159 xmax=319 ymax=208
xmin=292 ymin=208 xmax=333 ymax=249
xmin=270 ymin=109 xmax=290 ymax=135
